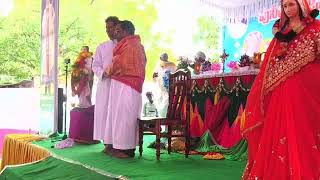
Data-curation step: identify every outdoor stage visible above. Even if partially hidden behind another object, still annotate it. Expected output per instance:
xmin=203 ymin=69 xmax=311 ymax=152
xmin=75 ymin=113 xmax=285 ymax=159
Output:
xmin=0 ymin=134 xmax=246 ymax=180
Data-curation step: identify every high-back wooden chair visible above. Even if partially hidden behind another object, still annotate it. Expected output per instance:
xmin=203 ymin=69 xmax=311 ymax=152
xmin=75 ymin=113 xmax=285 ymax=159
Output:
xmin=138 ymin=69 xmax=191 ymax=160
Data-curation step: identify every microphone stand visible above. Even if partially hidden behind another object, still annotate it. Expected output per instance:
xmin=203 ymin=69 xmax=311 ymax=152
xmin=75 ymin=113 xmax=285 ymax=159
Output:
xmin=62 ymin=59 xmax=70 ymax=140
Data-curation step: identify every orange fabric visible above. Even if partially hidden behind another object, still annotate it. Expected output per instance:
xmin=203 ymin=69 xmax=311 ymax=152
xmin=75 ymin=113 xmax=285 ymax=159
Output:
xmin=203 ymin=152 xmax=224 ymax=160
xmin=110 ymin=35 xmax=146 ymax=93
xmin=0 ymin=134 xmax=49 ymax=171
xmin=241 ymin=20 xmax=320 ymax=179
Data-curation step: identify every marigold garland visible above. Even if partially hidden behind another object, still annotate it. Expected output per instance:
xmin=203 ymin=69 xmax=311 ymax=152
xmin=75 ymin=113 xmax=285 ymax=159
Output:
xmin=71 ymin=52 xmax=92 ymax=96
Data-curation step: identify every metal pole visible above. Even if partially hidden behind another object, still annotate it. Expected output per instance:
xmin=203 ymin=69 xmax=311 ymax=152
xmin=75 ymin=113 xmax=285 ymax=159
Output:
xmin=62 ymin=60 xmax=69 ymax=140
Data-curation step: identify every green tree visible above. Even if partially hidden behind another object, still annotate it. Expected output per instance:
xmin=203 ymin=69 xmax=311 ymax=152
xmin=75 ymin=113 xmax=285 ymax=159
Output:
xmin=0 ymin=0 xmax=41 ymax=84
xmin=59 ymin=0 xmax=173 ymax=80
xmin=58 ymin=18 xmax=89 ymax=80
xmin=0 ymin=0 xmax=175 ymax=84
xmin=193 ymin=16 xmax=221 ymax=60
xmin=0 ymin=18 xmax=41 ymax=84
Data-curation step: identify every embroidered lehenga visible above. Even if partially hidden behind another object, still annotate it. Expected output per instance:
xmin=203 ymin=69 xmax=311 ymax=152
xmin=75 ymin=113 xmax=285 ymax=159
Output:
xmin=241 ymin=10 xmax=320 ymax=180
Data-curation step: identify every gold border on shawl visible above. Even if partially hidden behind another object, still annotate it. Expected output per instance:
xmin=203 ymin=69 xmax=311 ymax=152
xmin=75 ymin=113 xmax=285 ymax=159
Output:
xmin=263 ymin=56 xmax=316 ymax=98
xmin=260 ymin=24 xmax=314 ymax=116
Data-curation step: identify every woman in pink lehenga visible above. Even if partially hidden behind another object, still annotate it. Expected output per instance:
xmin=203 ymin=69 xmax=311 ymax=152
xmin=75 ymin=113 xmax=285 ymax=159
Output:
xmin=241 ymin=0 xmax=320 ymax=179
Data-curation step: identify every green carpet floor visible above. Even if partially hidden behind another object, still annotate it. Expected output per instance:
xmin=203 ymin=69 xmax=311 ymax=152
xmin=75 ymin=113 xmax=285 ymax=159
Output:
xmin=30 ymin=137 xmax=246 ymax=180
xmin=0 ymin=157 xmax=117 ymax=180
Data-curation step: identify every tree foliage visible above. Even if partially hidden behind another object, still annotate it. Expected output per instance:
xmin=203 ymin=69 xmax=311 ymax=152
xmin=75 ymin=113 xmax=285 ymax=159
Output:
xmin=0 ymin=0 xmax=221 ymax=85
xmin=0 ymin=0 xmax=41 ymax=84
xmin=193 ymin=16 xmax=221 ymax=59
xmin=0 ymin=18 xmax=41 ymax=84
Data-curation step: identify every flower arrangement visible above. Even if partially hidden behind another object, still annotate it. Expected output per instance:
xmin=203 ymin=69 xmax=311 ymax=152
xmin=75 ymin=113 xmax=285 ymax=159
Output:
xmin=176 ymin=56 xmax=191 ymax=71
xmin=227 ymin=61 xmax=239 ymax=71
xmin=238 ymin=54 xmax=252 ymax=67
xmin=211 ymin=62 xmax=222 ymax=72
xmin=201 ymin=60 xmax=212 ymax=72
xmin=203 ymin=152 xmax=225 ymax=160
xmin=71 ymin=52 xmax=92 ymax=96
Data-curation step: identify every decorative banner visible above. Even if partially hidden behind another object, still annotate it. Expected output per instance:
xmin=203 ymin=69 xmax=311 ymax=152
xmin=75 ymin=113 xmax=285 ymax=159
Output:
xmin=223 ymin=2 xmax=320 ymax=72
xmin=199 ymin=0 xmax=279 ymax=23
xmin=223 ymin=17 xmax=273 ymax=70
xmin=41 ymin=0 xmax=58 ymax=85
xmin=258 ymin=0 xmax=320 ymax=25
xmin=41 ymin=0 xmax=59 ymax=133
xmin=200 ymin=0 xmax=320 ymax=23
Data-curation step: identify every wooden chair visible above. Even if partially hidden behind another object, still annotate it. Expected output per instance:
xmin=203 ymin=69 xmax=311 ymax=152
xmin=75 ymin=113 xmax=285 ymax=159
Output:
xmin=138 ymin=69 xmax=191 ymax=160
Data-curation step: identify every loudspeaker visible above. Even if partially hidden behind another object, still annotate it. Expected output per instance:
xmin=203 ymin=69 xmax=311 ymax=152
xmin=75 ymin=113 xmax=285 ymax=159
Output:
xmin=58 ymin=88 xmax=64 ymax=134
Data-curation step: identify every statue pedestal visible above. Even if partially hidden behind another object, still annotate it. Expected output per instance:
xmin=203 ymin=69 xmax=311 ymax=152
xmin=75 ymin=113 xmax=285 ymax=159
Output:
xmin=69 ymin=105 xmax=97 ymax=143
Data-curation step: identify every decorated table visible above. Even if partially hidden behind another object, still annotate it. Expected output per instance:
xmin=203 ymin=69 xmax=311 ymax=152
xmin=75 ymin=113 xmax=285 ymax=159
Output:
xmin=189 ymin=69 xmax=259 ymax=153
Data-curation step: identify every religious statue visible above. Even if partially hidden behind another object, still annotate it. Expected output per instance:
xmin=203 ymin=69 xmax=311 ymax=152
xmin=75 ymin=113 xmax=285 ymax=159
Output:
xmin=220 ymin=49 xmax=229 ymax=72
xmin=71 ymin=46 xmax=93 ymax=108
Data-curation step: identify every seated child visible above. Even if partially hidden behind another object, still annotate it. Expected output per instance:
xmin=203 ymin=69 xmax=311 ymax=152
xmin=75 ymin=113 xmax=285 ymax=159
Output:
xmin=143 ymin=92 xmax=158 ymax=117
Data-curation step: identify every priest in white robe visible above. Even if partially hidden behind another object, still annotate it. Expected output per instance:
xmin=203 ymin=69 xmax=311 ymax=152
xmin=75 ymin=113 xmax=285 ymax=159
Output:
xmin=93 ymin=16 xmax=119 ymax=153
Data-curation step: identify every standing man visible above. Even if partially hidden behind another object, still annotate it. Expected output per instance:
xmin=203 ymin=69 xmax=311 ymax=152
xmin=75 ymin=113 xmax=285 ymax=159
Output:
xmin=93 ymin=16 xmax=119 ymax=153
xmin=105 ymin=20 xmax=147 ymax=158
